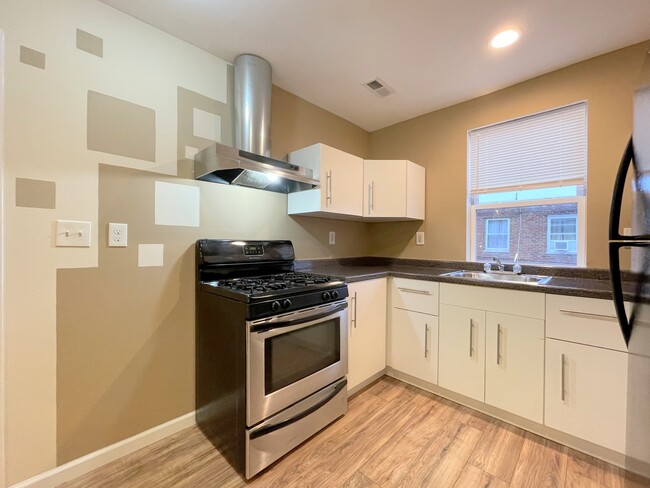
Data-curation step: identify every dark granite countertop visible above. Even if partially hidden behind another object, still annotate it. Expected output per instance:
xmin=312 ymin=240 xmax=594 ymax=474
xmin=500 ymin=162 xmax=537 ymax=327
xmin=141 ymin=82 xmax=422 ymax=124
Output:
xmin=295 ymin=257 xmax=643 ymax=301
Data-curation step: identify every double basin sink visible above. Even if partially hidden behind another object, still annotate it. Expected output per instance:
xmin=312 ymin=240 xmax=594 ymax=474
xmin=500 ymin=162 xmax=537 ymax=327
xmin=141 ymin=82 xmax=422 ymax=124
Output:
xmin=441 ymin=270 xmax=552 ymax=286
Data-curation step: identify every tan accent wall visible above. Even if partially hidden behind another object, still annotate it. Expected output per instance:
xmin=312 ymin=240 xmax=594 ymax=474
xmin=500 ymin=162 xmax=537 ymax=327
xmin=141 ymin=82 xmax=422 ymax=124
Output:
xmin=367 ymin=41 xmax=649 ymax=269
xmin=272 ymin=85 xmax=370 ymax=159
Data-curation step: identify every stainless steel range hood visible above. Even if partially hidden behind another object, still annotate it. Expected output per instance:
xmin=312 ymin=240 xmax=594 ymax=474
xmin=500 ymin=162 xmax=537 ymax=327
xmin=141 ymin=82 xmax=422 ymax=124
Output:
xmin=194 ymin=54 xmax=318 ymax=193
xmin=194 ymin=141 xmax=319 ymax=192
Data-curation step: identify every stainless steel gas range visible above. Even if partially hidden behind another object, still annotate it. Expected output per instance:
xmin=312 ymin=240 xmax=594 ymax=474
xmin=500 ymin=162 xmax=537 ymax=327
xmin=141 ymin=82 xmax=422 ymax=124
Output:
xmin=195 ymin=239 xmax=349 ymax=479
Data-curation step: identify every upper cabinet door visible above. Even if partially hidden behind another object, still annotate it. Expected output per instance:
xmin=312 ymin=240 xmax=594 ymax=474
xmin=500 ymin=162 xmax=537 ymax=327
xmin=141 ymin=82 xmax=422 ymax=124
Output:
xmin=363 ymin=160 xmax=425 ymax=220
xmin=288 ymin=143 xmax=363 ymax=217
xmin=321 ymin=145 xmax=364 ymax=216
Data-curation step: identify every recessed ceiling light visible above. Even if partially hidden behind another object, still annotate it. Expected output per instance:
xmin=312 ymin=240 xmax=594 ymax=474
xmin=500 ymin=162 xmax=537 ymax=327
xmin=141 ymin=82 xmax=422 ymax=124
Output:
xmin=490 ymin=29 xmax=520 ymax=49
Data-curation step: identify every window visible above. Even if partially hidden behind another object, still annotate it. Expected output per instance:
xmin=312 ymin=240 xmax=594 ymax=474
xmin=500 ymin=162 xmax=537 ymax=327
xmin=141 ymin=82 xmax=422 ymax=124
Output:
xmin=485 ymin=218 xmax=510 ymax=251
xmin=547 ymin=215 xmax=577 ymax=254
xmin=468 ymin=102 xmax=587 ymax=266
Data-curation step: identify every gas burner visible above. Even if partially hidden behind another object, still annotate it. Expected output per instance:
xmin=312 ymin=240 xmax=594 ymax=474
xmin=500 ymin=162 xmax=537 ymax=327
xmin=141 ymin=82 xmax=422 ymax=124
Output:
xmin=217 ymin=272 xmax=337 ymax=296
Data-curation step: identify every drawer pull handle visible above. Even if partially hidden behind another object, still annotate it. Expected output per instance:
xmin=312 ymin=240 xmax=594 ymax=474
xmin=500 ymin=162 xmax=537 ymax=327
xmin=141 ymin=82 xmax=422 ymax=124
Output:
xmin=561 ymin=353 xmax=567 ymax=401
xmin=424 ymin=323 xmax=429 ymax=358
xmin=559 ymin=309 xmax=617 ymax=320
xmin=496 ymin=323 xmax=502 ymax=365
xmin=397 ymin=287 xmax=431 ymax=295
xmin=469 ymin=319 xmax=474 ymax=357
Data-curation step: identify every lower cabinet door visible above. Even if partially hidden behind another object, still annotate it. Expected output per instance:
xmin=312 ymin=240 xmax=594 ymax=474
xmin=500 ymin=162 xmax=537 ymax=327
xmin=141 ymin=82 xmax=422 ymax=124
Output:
xmin=545 ymin=338 xmax=628 ymax=453
xmin=438 ymin=304 xmax=486 ymax=401
xmin=347 ymin=279 xmax=387 ymax=390
xmin=485 ymin=312 xmax=544 ymax=423
xmin=389 ymin=308 xmax=438 ymax=384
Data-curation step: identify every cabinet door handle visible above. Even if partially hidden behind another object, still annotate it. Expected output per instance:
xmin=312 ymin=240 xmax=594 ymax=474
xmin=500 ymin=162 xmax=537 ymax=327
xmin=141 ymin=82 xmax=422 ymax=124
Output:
xmin=496 ymin=323 xmax=502 ymax=365
xmin=368 ymin=183 xmax=372 ymax=214
xmin=469 ymin=319 xmax=474 ymax=357
xmin=370 ymin=181 xmax=374 ymax=211
xmin=558 ymin=309 xmax=618 ymax=320
xmin=397 ymin=287 xmax=431 ymax=295
xmin=424 ymin=323 xmax=429 ymax=358
xmin=561 ymin=353 xmax=566 ymax=401
xmin=352 ymin=292 xmax=358 ymax=328
xmin=326 ymin=170 xmax=332 ymax=206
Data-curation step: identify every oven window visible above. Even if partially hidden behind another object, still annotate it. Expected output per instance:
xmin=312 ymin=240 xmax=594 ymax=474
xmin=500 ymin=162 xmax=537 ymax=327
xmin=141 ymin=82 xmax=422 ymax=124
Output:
xmin=265 ymin=319 xmax=340 ymax=394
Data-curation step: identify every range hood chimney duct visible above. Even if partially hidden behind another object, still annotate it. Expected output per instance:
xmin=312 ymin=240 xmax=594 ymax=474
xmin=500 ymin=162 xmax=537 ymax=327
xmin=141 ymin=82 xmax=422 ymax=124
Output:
xmin=234 ymin=54 xmax=272 ymax=157
xmin=194 ymin=54 xmax=318 ymax=193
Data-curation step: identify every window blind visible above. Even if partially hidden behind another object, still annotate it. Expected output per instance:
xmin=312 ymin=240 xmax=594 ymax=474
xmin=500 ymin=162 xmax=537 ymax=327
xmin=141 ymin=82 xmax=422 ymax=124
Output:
xmin=468 ymin=102 xmax=587 ymax=194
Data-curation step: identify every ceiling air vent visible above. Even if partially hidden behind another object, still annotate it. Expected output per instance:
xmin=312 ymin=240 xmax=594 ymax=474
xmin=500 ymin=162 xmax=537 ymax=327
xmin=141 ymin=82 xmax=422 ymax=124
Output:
xmin=364 ymin=77 xmax=395 ymax=98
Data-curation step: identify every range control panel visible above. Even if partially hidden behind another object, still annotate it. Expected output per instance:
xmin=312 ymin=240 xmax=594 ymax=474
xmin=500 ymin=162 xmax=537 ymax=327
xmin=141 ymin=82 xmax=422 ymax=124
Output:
xmin=244 ymin=244 xmax=264 ymax=256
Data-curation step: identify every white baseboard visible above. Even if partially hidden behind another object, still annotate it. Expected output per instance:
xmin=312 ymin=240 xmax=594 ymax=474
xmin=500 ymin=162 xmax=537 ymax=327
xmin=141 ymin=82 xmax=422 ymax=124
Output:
xmin=10 ymin=411 xmax=196 ymax=488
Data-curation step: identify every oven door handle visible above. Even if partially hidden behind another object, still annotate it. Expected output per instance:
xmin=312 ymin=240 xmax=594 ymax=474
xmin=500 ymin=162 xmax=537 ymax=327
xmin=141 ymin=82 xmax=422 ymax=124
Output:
xmin=248 ymin=379 xmax=347 ymax=440
xmin=249 ymin=301 xmax=348 ymax=332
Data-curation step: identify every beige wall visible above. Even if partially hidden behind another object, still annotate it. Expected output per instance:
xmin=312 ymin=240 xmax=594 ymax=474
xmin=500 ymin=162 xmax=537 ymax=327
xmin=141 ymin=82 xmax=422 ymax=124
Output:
xmin=368 ymin=41 xmax=650 ymax=268
xmin=272 ymin=85 xmax=370 ymax=160
xmin=0 ymin=0 xmax=369 ymax=483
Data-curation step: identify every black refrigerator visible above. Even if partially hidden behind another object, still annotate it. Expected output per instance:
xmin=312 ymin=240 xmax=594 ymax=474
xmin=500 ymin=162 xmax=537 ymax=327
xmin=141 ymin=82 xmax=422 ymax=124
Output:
xmin=609 ymin=48 xmax=650 ymax=478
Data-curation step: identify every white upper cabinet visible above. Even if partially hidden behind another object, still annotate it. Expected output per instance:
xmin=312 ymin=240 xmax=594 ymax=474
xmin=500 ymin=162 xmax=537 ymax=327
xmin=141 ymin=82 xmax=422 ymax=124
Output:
xmin=287 ymin=143 xmax=364 ymax=218
xmin=363 ymin=160 xmax=425 ymax=220
xmin=287 ymin=144 xmax=425 ymax=221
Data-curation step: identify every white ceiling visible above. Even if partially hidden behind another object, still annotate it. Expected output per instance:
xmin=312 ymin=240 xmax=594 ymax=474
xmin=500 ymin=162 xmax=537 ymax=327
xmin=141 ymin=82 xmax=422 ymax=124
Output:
xmin=99 ymin=0 xmax=650 ymax=132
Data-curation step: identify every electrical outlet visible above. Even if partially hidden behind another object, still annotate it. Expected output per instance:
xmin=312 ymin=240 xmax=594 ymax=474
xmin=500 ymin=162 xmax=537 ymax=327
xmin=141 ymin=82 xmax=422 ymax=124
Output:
xmin=624 ymin=227 xmax=632 ymax=236
xmin=416 ymin=231 xmax=425 ymax=246
xmin=329 ymin=231 xmax=336 ymax=245
xmin=56 ymin=220 xmax=91 ymax=247
xmin=108 ymin=223 xmax=128 ymax=247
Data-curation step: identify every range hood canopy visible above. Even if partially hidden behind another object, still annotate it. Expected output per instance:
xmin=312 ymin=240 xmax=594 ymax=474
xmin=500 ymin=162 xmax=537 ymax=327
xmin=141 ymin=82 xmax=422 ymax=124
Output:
xmin=194 ymin=54 xmax=318 ymax=193
xmin=194 ymin=141 xmax=318 ymax=192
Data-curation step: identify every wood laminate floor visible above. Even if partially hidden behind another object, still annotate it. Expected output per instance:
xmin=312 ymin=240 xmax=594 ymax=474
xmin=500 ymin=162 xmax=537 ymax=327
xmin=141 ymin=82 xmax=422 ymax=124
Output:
xmin=59 ymin=377 xmax=650 ymax=488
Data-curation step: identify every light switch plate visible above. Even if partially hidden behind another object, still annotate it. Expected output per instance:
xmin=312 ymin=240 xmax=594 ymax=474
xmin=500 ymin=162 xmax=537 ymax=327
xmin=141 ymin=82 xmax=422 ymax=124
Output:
xmin=329 ymin=231 xmax=336 ymax=245
xmin=108 ymin=223 xmax=128 ymax=247
xmin=416 ymin=232 xmax=425 ymax=246
xmin=56 ymin=220 xmax=91 ymax=247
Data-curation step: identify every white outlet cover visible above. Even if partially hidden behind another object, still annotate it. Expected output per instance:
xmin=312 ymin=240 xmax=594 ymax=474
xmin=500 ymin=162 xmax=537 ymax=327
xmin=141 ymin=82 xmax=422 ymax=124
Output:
xmin=416 ymin=231 xmax=425 ymax=246
xmin=108 ymin=223 xmax=128 ymax=247
xmin=329 ymin=231 xmax=336 ymax=245
xmin=56 ymin=220 xmax=91 ymax=247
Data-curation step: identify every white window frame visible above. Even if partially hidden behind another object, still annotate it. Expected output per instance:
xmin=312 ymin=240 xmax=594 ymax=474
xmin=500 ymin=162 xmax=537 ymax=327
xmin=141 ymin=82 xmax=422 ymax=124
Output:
xmin=468 ymin=197 xmax=586 ymax=266
xmin=547 ymin=214 xmax=578 ymax=254
xmin=484 ymin=218 xmax=510 ymax=252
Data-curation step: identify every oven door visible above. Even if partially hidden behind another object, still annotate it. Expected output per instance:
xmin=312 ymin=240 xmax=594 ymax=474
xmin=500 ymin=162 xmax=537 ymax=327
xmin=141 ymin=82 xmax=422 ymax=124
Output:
xmin=247 ymin=300 xmax=348 ymax=426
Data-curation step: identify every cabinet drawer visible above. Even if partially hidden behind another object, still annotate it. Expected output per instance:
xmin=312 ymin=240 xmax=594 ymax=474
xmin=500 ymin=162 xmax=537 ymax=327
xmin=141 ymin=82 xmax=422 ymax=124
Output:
xmin=440 ymin=283 xmax=544 ymax=319
xmin=391 ymin=278 xmax=438 ymax=315
xmin=546 ymin=295 xmax=627 ymax=351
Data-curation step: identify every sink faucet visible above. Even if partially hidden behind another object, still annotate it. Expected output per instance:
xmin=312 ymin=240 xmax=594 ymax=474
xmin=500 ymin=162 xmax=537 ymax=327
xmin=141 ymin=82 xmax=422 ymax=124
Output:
xmin=492 ymin=257 xmax=505 ymax=271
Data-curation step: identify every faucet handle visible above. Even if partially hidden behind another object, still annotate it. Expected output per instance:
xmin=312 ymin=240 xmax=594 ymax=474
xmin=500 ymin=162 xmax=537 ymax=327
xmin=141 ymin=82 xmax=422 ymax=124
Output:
xmin=513 ymin=264 xmax=522 ymax=274
xmin=483 ymin=262 xmax=492 ymax=272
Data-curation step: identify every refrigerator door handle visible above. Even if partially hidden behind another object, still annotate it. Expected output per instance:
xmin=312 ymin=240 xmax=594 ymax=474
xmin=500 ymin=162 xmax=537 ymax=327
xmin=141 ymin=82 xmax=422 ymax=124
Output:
xmin=609 ymin=137 xmax=635 ymax=240
xmin=609 ymin=241 xmax=632 ymax=346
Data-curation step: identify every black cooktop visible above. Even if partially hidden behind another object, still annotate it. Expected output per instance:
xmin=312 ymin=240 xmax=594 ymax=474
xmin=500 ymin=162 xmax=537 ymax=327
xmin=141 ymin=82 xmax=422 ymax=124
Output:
xmin=203 ymin=271 xmax=345 ymax=300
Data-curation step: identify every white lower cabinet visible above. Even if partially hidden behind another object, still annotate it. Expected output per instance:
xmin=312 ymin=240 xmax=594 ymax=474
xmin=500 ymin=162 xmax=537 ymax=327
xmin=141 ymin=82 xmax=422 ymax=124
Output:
xmin=438 ymin=304 xmax=486 ymax=401
xmin=545 ymin=338 xmax=628 ymax=453
xmin=485 ymin=312 xmax=544 ymax=423
xmin=389 ymin=308 xmax=438 ymax=384
xmin=347 ymin=278 xmax=387 ymax=391
xmin=438 ymin=284 xmax=545 ymax=423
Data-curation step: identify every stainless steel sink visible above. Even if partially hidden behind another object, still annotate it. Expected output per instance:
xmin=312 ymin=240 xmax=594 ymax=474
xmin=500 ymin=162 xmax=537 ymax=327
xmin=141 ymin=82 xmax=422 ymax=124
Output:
xmin=441 ymin=270 xmax=552 ymax=285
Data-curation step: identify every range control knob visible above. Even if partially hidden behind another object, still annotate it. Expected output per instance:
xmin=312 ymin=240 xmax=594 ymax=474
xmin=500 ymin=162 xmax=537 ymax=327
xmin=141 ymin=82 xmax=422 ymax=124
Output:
xmin=271 ymin=301 xmax=281 ymax=312
xmin=322 ymin=291 xmax=331 ymax=300
xmin=282 ymin=299 xmax=292 ymax=310
xmin=331 ymin=290 xmax=339 ymax=299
